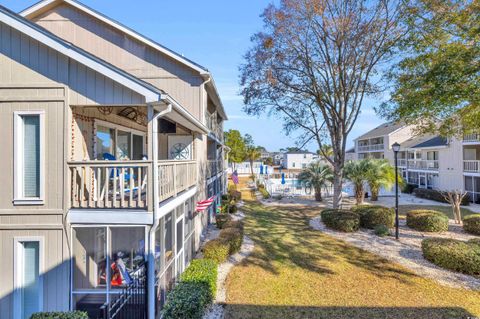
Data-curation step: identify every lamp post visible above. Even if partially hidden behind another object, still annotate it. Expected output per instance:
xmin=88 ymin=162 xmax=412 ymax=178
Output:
xmin=392 ymin=142 xmax=401 ymax=240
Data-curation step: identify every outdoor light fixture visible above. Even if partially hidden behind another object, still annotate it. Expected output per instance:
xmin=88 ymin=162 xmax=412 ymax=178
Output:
xmin=392 ymin=142 xmax=401 ymax=240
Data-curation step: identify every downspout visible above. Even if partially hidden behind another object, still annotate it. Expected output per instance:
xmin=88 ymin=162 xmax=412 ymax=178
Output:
xmin=148 ymin=103 xmax=172 ymax=319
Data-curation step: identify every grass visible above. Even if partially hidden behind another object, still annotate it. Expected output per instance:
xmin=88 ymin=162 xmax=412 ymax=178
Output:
xmin=398 ymin=204 xmax=477 ymax=220
xmin=224 ymin=200 xmax=480 ymax=319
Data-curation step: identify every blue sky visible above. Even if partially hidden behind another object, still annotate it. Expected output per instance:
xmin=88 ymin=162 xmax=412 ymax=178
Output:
xmin=2 ymin=0 xmax=384 ymax=151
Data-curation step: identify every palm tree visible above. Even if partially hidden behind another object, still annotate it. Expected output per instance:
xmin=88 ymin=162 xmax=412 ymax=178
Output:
xmin=365 ymin=159 xmax=403 ymax=201
xmin=298 ymin=162 xmax=333 ymax=201
xmin=245 ymin=146 xmax=261 ymax=181
xmin=344 ymin=159 xmax=371 ymax=204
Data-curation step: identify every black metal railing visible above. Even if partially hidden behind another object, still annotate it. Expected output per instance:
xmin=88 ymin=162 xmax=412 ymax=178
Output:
xmin=99 ymin=264 xmax=148 ymax=319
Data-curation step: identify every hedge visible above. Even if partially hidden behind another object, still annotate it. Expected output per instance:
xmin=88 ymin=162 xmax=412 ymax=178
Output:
xmin=162 ymin=282 xmax=212 ymax=319
xmin=223 ymin=220 xmax=244 ymax=233
xmin=413 ymin=188 xmax=470 ymax=206
xmin=351 ymin=205 xmax=395 ymax=229
xmin=406 ymin=210 xmax=449 ymax=232
xmin=229 ymin=190 xmax=242 ymax=201
xmin=30 ymin=312 xmax=88 ymax=319
xmin=219 ymin=227 xmax=243 ymax=254
xmin=402 ymin=183 xmax=417 ymax=194
xmin=422 ymin=238 xmax=480 ymax=276
xmin=215 ymin=213 xmax=231 ymax=229
xmin=374 ymin=225 xmax=390 ymax=237
xmin=202 ymin=238 xmax=230 ymax=264
xmin=180 ymin=259 xmax=217 ymax=297
xmin=229 ymin=204 xmax=238 ymax=214
xmin=321 ymin=209 xmax=360 ymax=232
xmin=463 ymin=214 xmax=480 ymax=235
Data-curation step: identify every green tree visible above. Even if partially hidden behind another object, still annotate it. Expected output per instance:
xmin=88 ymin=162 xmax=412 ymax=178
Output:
xmin=264 ymin=157 xmax=274 ymax=166
xmin=379 ymin=0 xmax=480 ymax=136
xmin=240 ymin=0 xmax=407 ymax=208
xmin=245 ymin=146 xmax=262 ymax=180
xmin=298 ymin=163 xmax=333 ymax=202
xmin=224 ymin=129 xmax=246 ymax=170
xmin=365 ymin=159 xmax=402 ymax=201
xmin=344 ymin=160 xmax=372 ymax=205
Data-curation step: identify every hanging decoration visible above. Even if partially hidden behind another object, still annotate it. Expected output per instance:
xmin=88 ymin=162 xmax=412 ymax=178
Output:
xmin=98 ymin=105 xmax=113 ymax=115
xmin=118 ymin=107 xmax=147 ymax=126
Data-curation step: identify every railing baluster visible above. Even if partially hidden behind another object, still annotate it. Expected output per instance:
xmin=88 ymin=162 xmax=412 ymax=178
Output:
xmin=105 ymin=166 xmax=110 ymax=208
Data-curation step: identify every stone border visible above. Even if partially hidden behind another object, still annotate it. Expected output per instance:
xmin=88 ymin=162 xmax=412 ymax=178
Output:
xmin=310 ymin=216 xmax=480 ymax=290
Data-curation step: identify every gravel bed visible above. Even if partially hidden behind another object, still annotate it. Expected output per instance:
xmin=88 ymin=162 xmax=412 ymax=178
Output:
xmin=310 ymin=217 xmax=480 ymax=290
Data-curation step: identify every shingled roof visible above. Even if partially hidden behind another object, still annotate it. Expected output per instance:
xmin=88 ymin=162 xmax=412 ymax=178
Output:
xmin=355 ymin=122 xmax=406 ymax=140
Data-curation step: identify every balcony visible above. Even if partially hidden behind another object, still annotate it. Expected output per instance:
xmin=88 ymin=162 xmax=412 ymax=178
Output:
xmin=463 ymin=134 xmax=480 ymax=143
xmin=68 ymin=160 xmax=197 ymax=209
xmin=464 ymin=160 xmax=480 ymax=173
xmin=398 ymin=159 xmax=408 ymax=167
xmin=207 ymin=160 xmax=224 ymax=178
xmin=357 ymin=144 xmax=384 ymax=152
xmin=407 ymin=159 xmax=439 ymax=171
xmin=205 ymin=111 xmax=224 ymax=142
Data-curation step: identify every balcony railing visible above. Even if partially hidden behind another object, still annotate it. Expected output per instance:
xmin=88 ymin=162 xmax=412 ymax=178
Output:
xmin=464 ymin=160 xmax=480 ymax=173
xmin=463 ymin=134 xmax=480 ymax=143
xmin=207 ymin=160 xmax=224 ymax=178
xmin=407 ymin=159 xmax=439 ymax=170
xmin=158 ymin=160 xmax=197 ymax=202
xmin=69 ymin=161 xmax=151 ymax=209
xmin=358 ymin=144 xmax=384 ymax=152
xmin=398 ymin=159 xmax=408 ymax=167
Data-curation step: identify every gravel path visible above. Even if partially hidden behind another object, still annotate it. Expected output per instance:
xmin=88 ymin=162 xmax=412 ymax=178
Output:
xmin=310 ymin=217 xmax=480 ymax=290
xmin=203 ymin=204 xmax=255 ymax=319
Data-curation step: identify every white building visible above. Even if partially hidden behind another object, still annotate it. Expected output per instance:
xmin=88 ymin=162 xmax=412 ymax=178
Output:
xmin=282 ymin=151 xmax=320 ymax=170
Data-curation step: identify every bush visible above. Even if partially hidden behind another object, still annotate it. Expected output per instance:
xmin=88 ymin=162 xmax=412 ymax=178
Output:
xmin=413 ymin=188 xmax=470 ymax=205
xmin=203 ymin=238 xmax=230 ymax=264
xmin=402 ymin=183 xmax=417 ymax=194
xmin=162 ymin=282 xmax=212 ymax=319
xmin=229 ymin=190 xmax=242 ymax=201
xmin=374 ymin=225 xmax=390 ymax=237
xmin=180 ymin=259 xmax=217 ymax=297
xmin=229 ymin=204 xmax=238 ymax=214
xmin=221 ymin=194 xmax=229 ymax=201
xmin=215 ymin=213 xmax=231 ymax=229
xmin=463 ymin=214 xmax=480 ymax=235
xmin=422 ymin=238 xmax=480 ymax=276
xmin=219 ymin=227 xmax=243 ymax=254
xmin=223 ymin=220 xmax=244 ymax=234
xmin=259 ymin=187 xmax=270 ymax=199
xmin=321 ymin=209 xmax=360 ymax=232
xmin=30 ymin=313 xmax=88 ymax=319
xmin=469 ymin=238 xmax=480 ymax=246
xmin=406 ymin=210 xmax=449 ymax=232
xmin=351 ymin=205 xmax=395 ymax=229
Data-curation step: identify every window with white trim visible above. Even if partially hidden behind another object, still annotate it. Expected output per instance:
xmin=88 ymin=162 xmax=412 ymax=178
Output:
xmin=14 ymin=111 xmax=45 ymax=204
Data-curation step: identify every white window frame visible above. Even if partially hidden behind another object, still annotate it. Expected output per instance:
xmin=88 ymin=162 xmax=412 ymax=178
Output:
xmin=13 ymin=111 xmax=46 ymax=205
xmin=13 ymin=236 xmax=45 ymax=319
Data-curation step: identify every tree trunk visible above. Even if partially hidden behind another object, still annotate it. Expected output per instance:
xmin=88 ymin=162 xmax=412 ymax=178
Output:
xmin=332 ymin=165 xmax=343 ymax=209
xmin=314 ymin=186 xmax=322 ymax=202
xmin=249 ymin=159 xmax=255 ymax=182
xmin=355 ymin=185 xmax=365 ymax=205
xmin=371 ymin=186 xmax=379 ymax=201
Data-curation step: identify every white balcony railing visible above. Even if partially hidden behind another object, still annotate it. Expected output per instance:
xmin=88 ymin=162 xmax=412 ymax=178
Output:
xmin=463 ymin=134 xmax=480 ymax=143
xmin=407 ymin=159 xmax=439 ymax=170
xmin=464 ymin=160 xmax=480 ymax=173
xmin=398 ymin=159 xmax=408 ymax=167
xmin=358 ymin=144 xmax=384 ymax=152
xmin=158 ymin=160 xmax=197 ymax=202
xmin=68 ymin=161 xmax=151 ymax=209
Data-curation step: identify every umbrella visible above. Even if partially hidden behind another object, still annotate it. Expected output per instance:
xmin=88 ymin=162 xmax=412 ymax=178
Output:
xmin=281 ymin=173 xmax=286 ymax=185
xmin=265 ymin=166 xmax=268 ymax=175
xmin=260 ymin=164 xmax=264 ymax=175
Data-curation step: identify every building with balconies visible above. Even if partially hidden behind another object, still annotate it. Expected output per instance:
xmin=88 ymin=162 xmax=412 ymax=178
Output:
xmin=0 ymin=1 xmax=228 ymax=318
xmin=462 ymin=133 xmax=480 ymax=203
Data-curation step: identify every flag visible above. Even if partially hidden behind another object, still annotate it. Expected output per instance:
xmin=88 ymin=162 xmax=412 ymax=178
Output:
xmin=231 ymin=170 xmax=239 ymax=184
xmin=196 ymin=196 xmax=215 ymax=212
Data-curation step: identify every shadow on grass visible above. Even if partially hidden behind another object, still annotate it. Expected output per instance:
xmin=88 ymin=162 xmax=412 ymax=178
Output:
xmin=240 ymin=201 xmax=418 ymax=284
xmin=223 ymin=304 xmax=474 ymax=319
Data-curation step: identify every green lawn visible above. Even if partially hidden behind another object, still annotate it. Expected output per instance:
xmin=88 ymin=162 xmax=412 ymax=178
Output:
xmin=224 ymin=201 xmax=480 ymax=319
xmin=398 ymin=204 xmax=477 ymax=219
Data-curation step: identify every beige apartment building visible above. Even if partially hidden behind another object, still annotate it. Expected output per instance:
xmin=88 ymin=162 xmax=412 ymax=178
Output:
xmin=0 ymin=1 xmax=227 ymax=318
xmin=352 ymin=122 xmax=480 ymax=203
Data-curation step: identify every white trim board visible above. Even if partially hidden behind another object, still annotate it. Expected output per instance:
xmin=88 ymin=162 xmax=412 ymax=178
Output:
xmin=68 ymin=209 xmax=153 ymax=225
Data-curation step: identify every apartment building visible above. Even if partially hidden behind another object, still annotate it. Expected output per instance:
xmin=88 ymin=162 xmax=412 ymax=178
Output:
xmin=282 ymin=151 xmax=320 ymax=170
xmin=0 ymin=1 xmax=227 ymax=318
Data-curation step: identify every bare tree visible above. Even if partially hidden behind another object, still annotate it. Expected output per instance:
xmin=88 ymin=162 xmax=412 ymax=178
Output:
xmin=240 ymin=0 xmax=407 ymax=208
xmin=442 ymin=190 xmax=468 ymax=224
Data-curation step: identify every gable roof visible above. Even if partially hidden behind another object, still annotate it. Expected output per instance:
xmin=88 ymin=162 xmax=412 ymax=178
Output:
xmin=20 ymin=0 xmax=228 ymax=120
xmin=355 ymin=122 xmax=406 ymax=140
xmin=412 ymin=136 xmax=448 ymax=149
xmin=0 ymin=4 xmax=163 ymax=103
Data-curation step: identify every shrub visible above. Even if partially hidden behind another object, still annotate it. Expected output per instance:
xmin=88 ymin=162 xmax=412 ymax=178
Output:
xmin=180 ymin=259 xmax=217 ymax=297
xmin=219 ymin=227 xmax=243 ymax=254
xmin=402 ymin=183 xmax=417 ymax=194
xmin=221 ymin=194 xmax=229 ymax=201
xmin=215 ymin=213 xmax=231 ymax=229
xmin=413 ymin=188 xmax=470 ymax=205
xmin=162 ymin=282 xmax=212 ymax=319
xmin=374 ymin=225 xmax=390 ymax=237
xmin=203 ymin=238 xmax=230 ymax=264
xmin=223 ymin=220 xmax=244 ymax=234
xmin=321 ymin=209 xmax=360 ymax=232
xmin=406 ymin=210 xmax=449 ymax=232
xmin=229 ymin=204 xmax=238 ymax=214
xmin=351 ymin=205 xmax=395 ymax=229
xmin=463 ymin=214 xmax=480 ymax=235
xmin=30 ymin=313 xmax=88 ymax=319
xmin=469 ymin=238 xmax=480 ymax=246
xmin=229 ymin=190 xmax=242 ymax=201
xmin=259 ymin=187 xmax=270 ymax=199
xmin=422 ymin=238 xmax=480 ymax=276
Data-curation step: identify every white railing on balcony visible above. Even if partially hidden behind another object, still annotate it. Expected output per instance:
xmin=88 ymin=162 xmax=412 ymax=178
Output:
xmin=463 ymin=134 xmax=480 ymax=143
xmin=464 ymin=160 xmax=480 ymax=173
xmin=158 ymin=160 xmax=197 ymax=202
xmin=358 ymin=144 xmax=384 ymax=152
xmin=407 ymin=159 xmax=439 ymax=170
xmin=398 ymin=159 xmax=408 ymax=167
xmin=68 ymin=161 xmax=150 ymax=209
